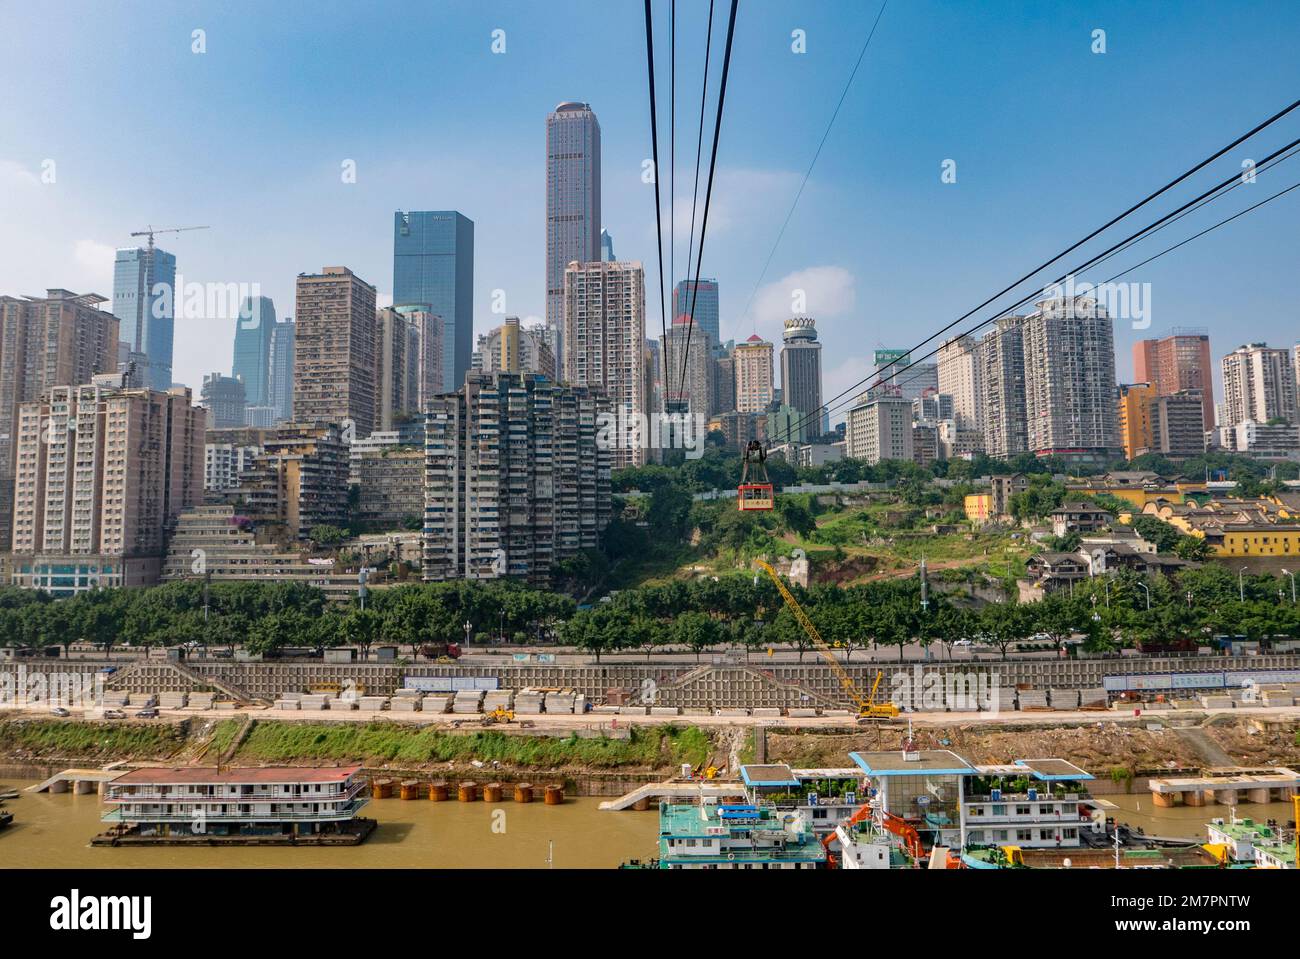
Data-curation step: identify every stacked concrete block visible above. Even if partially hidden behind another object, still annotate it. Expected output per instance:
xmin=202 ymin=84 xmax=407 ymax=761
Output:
xmin=274 ymin=699 xmax=301 ymax=710
xmin=513 ymin=691 xmax=544 ymax=714
xmin=592 ymin=705 xmax=621 ymax=715
xmin=544 ymin=691 xmax=576 ymax=714
xmin=102 ymin=691 xmax=130 ymax=708
xmin=650 ymin=706 xmax=681 ymax=716
xmin=574 ymin=694 xmax=587 ymax=713
xmin=1260 ymin=690 xmax=1296 ymax=706
xmin=483 ymin=690 xmax=514 ymax=711
xmin=188 ymin=692 xmax=215 ymax=710
xmin=421 ymin=695 xmax=451 ymax=714
xmin=358 ymin=696 xmax=387 ymax=712
xmin=1049 ymin=689 xmax=1079 ymax=710
xmin=1017 ymin=689 xmax=1049 ymax=710
xmin=391 ymin=697 xmax=421 ymax=712
xmin=1201 ymin=694 xmax=1233 ymax=709
xmin=214 ymin=701 xmax=238 ymax=711
xmin=787 ymin=708 xmax=817 ymax=718
xmin=453 ymin=690 xmax=485 ymax=714
xmin=127 ymin=693 xmax=157 ymax=708
xmin=329 ymin=697 xmax=356 ymax=711
xmin=752 ymin=707 xmax=782 ymax=718
xmin=617 ymin=705 xmax=649 ymax=715
xmin=995 ymin=687 xmax=1018 ymax=713
xmin=158 ymin=691 xmax=188 ymax=709
xmin=1079 ymin=688 xmax=1108 ymax=707
xmin=300 ymin=694 xmax=330 ymax=711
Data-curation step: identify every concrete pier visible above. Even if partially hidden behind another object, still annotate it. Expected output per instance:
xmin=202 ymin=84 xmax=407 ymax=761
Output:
xmin=1148 ymin=767 xmax=1300 ymax=807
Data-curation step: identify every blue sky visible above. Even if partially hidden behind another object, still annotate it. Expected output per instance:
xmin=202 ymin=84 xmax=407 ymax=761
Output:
xmin=1 ymin=0 xmax=1297 ymax=422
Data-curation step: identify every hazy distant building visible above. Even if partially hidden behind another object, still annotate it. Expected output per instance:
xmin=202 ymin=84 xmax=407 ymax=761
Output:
xmin=1134 ymin=330 xmax=1214 ymax=431
xmin=231 ymin=295 xmax=276 ymax=408
xmin=673 ymin=278 xmax=719 ymax=348
xmin=780 ymin=317 xmax=823 ymax=436
xmin=293 ymin=266 xmax=379 ymax=435
xmin=268 ymin=318 xmax=296 ymax=424
xmin=1220 ymin=343 xmax=1296 ymax=428
xmin=712 ymin=350 xmax=736 ymax=417
xmin=545 ymin=102 xmax=601 ymax=366
xmin=0 ymin=289 xmax=119 ymax=548
xmin=393 ymin=211 xmax=474 ymax=389
xmin=661 ymin=316 xmax=713 ymax=418
xmin=397 ymin=305 xmax=444 ymax=411
xmin=10 ymin=378 xmax=204 ymax=593
xmin=201 ymin=372 xmax=247 ymax=429
xmin=600 ymin=229 xmax=616 ymax=262
xmin=872 ymin=348 xmax=937 ymax=403
xmin=424 ymin=372 xmax=610 ymax=585
xmin=476 ymin=318 xmax=556 ymax=380
xmin=1022 ymin=297 xmax=1119 ymax=460
xmin=377 ymin=307 xmax=412 ymax=432
xmin=112 ymin=244 xmax=177 ymax=390
xmin=1151 ymin=390 xmax=1207 ymax=459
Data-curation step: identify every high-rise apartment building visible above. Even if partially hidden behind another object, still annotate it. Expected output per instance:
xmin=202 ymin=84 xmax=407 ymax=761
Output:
xmin=846 ymin=392 xmax=913 ymax=464
xmin=112 ymin=245 xmax=177 ymax=391
xmin=673 ymin=278 xmax=720 ymax=348
xmin=476 ymin=317 xmax=556 ymax=380
xmin=231 ymin=295 xmax=276 ymax=408
xmin=237 ymin=423 xmax=349 ymax=539
xmin=1220 ymin=343 xmax=1296 ymax=428
xmin=268 ymin=318 xmax=295 ymax=424
xmin=563 ymin=261 xmax=646 ymax=468
xmin=377 ymin=307 xmax=412 ymax=432
xmin=978 ymin=315 xmax=1029 ymax=458
xmin=661 ymin=316 xmax=713 ymax=418
xmin=1151 ymin=391 xmax=1207 ymax=459
xmin=1022 ymin=296 xmax=1120 ymax=460
xmin=734 ymin=334 xmax=775 ymax=414
xmin=780 ymin=317 xmax=823 ymax=435
xmin=872 ymin=349 xmax=938 ymax=403
xmin=395 ymin=305 xmax=444 ymax=412
xmin=1117 ymin=382 xmax=1156 ymax=460
xmin=1133 ymin=330 xmax=1214 ymax=431
xmin=201 ymin=372 xmax=247 ymax=428
xmin=423 ymin=372 xmax=610 ymax=585
xmin=0 ymin=290 xmax=119 ymax=548
xmin=393 ymin=211 xmax=474 ymax=389
xmin=936 ymin=333 xmax=984 ymax=431
xmin=10 ymin=376 xmax=204 ymax=593
xmin=545 ymin=103 xmax=601 ymax=367
xmin=712 ymin=350 xmax=736 ymax=416
xmin=293 ymin=267 xmax=379 ymax=435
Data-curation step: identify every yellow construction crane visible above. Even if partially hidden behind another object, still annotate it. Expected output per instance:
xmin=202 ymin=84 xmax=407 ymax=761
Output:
xmin=754 ymin=560 xmax=899 ymax=720
xmin=129 ymin=224 xmax=210 ymax=251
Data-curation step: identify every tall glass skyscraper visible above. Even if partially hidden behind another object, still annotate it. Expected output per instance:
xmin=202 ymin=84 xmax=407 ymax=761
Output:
xmin=231 ymin=295 xmax=276 ymax=407
xmin=268 ymin=318 xmax=296 ymax=423
xmin=112 ymin=245 xmax=177 ymax=390
xmin=545 ymin=102 xmax=601 ymax=366
xmin=393 ymin=211 xmax=474 ymax=390
xmin=672 ymin=278 xmax=719 ymax=346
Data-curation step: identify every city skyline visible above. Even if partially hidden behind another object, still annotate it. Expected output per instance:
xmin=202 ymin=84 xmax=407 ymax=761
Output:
xmin=2 ymin=2 xmax=1297 ymax=421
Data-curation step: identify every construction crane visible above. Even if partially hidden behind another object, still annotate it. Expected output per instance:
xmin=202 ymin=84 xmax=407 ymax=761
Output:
xmin=821 ymin=798 xmax=924 ymax=868
xmin=753 ymin=560 xmax=899 ymax=720
xmin=129 ymin=224 xmax=210 ymax=251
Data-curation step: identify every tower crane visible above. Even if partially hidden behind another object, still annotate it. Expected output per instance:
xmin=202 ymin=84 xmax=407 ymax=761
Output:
xmin=753 ymin=559 xmax=899 ymax=720
xmin=129 ymin=224 xmax=210 ymax=251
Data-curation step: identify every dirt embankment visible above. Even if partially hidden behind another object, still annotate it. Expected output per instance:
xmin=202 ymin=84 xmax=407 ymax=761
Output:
xmin=1203 ymin=717 xmax=1300 ymax=767
xmin=761 ymin=719 xmax=1281 ymax=776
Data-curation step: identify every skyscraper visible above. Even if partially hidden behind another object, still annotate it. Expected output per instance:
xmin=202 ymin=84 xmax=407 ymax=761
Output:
xmin=1022 ymin=296 xmax=1120 ymax=460
xmin=780 ymin=317 xmax=823 ymax=435
xmin=661 ymin=316 xmax=713 ymax=418
xmin=673 ymin=278 xmax=720 ymax=348
xmin=231 ymin=295 xmax=276 ymax=407
xmin=477 ymin=317 xmax=556 ymax=380
xmin=978 ymin=315 xmax=1029 ymax=458
xmin=376 ymin=307 xmax=411 ymax=431
xmin=268 ymin=318 xmax=295 ymax=424
xmin=871 ymin=348 xmax=937 ymax=403
xmin=545 ymin=102 xmax=601 ymax=365
xmin=393 ymin=211 xmax=474 ymax=389
xmin=1220 ymin=343 xmax=1296 ymax=428
xmin=563 ymin=261 xmax=647 ymax=467
xmin=733 ymin=334 xmax=775 ymax=414
xmin=1133 ymin=330 xmax=1214 ymax=431
xmin=0 ymin=289 xmax=119 ymax=548
xmin=201 ymin=372 xmax=247 ymax=429
xmin=600 ymin=230 xmax=616 ymax=262
xmin=1117 ymin=382 xmax=1156 ymax=460
xmin=936 ymin=333 xmax=984 ymax=431
xmin=293 ymin=266 xmax=379 ymax=435
xmin=396 ymin=305 xmax=444 ymax=412
xmin=112 ymin=244 xmax=177 ymax=390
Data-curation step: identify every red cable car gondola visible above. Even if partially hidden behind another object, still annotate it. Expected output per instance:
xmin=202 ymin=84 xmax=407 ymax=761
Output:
xmin=738 ymin=440 xmax=774 ymax=511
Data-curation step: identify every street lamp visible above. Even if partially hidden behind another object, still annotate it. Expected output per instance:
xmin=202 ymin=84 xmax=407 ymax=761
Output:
xmin=1137 ymin=582 xmax=1150 ymax=611
xmin=1239 ymin=566 xmax=1249 ymax=603
xmin=1283 ymin=569 xmax=1296 ymax=604
xmin=463 ymin=620 xmax=472 ymax=646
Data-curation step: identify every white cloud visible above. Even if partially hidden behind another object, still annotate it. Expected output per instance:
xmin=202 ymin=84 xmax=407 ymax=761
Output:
xmin=71 ymin=239 xmax=116 ymax=295
xmin=747 ymin=265 xmax=856 ymax=341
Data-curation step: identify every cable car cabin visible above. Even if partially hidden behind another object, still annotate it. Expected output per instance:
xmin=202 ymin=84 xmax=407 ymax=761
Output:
xmin=738 ymin=440 xmax=774 ymax=511
xmin=738 ymin=483 xmax=775 ymax=511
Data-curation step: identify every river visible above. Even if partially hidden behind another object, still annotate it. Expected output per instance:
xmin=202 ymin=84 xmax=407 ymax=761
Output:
xmin=1 ymin=783 xmax=1292 ymax=868
xmin=0 ymin=781 xmax=659 ymax=869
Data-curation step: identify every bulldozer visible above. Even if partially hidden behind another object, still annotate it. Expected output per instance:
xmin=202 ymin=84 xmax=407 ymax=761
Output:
xmin=481 ymin=707 xmax=515 ymax=725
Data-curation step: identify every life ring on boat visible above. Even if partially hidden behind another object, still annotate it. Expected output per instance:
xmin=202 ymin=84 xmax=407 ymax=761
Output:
xmin=727 ymin=853 xmax=736 ymax=861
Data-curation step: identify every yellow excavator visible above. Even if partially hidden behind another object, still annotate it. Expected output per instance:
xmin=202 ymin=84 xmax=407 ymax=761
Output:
xmin=482 ymin=707 xmax=515 ymax=724
xmin=754 ymin=560 xmax=900 ymax=721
